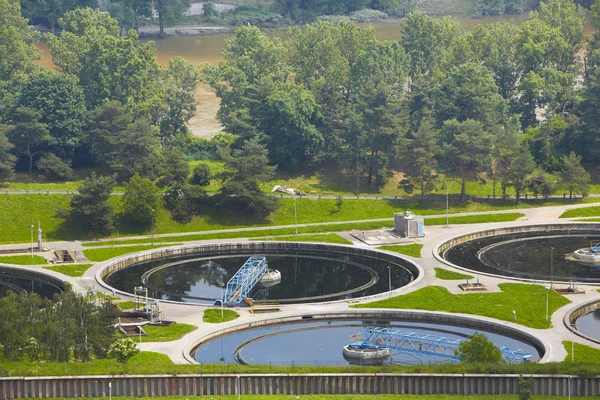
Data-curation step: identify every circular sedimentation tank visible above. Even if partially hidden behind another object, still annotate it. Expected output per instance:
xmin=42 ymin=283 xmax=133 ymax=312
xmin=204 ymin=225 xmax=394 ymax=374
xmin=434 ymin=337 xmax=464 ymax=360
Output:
xmin=191 ymin=314 xmax=543 ymax=366
xmin=0 ymin=267 xmax=63 ymax=298
xmin=101 ymin=243 xmax=420 ymax=304
xmin=438 ymin=225 xmax=600 ymax=283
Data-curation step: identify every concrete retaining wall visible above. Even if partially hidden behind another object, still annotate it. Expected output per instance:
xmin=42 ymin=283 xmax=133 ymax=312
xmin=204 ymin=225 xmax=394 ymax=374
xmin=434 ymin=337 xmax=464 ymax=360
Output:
xmin=1 ymin=374 xmax=599 ymax=398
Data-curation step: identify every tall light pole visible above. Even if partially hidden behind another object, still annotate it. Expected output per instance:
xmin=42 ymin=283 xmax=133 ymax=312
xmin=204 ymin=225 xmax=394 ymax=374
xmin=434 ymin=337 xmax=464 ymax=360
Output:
xmin=572 ymin=327 xmax=575 ymax=362
xmin=236 ymin=375 xmax=241 ymax=400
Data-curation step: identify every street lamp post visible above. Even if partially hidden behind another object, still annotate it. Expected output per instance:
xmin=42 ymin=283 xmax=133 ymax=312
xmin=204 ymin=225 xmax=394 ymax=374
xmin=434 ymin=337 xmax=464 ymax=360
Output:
xmin=236 ymin=375 xmax=241 ymax=400
xmin=572 ymin=327 xmax=575 ymax=362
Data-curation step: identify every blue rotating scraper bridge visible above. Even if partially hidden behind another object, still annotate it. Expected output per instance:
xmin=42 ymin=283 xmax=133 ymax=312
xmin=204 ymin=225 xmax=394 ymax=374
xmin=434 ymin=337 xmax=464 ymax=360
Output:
xmin=351 ymin=327 xmax=532 ymax=364
xmin=223 ymin=256 xmax=268 ymax=305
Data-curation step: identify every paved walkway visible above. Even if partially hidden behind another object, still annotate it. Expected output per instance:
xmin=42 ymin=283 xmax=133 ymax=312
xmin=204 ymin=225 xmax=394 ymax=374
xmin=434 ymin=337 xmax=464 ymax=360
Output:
xmin=2 ymin=201 xmax=600 ymax=365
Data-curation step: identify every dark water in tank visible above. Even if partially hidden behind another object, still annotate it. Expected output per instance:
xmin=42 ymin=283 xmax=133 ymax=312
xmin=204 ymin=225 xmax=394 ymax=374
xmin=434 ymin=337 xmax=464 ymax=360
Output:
xmin=194 ymin=319 xmax=540 ymax=366
xmin=443 ymin=231 xmax=600 ymax=282
xmin=105 ymin=250 xmax=415 ymax=304
xmin=576 ymin=309 xmax=600 ymax=342
xmin=0 ymin=271 xmax=62 ymax=298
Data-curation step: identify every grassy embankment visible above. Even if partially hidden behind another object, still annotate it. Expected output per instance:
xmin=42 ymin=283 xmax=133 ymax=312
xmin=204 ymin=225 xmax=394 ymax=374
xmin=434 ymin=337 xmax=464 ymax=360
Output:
xmin=203 ymin=308 xmax=240 ymax=323
xmin=434 ymin=268 xmax=474 ymax=280
xmin=0 ymin=255 xmax=47 ymax=265
xmin=378 ymin=244 xmax=423 ymax=258
xmin=0 ymin=193 xmax=585 ymax=244
xmin=44 ymin=263 xmax=94 ymax=277
xmin=353 ymin=283 xmax=570 ymax=329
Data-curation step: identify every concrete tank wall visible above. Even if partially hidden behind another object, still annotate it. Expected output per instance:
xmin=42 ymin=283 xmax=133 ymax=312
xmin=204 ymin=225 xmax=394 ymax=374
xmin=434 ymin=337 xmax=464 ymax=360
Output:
xmin=1 ymin=374 xmax=599 ymax=399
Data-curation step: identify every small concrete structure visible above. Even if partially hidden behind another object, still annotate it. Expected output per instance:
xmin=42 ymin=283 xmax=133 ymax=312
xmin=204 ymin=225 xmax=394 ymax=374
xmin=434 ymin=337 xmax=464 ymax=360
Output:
xmin=258 ymin=269 xmax=281 ymax=287
xmin=569 ymin=248 xmax=600 ymax=268
xmin=394 ymin=211 xmax=424 ymax=238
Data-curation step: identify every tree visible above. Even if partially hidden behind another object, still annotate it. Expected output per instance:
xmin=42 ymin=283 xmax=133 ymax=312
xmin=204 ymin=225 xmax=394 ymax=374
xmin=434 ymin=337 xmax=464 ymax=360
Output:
xmin=335 ymin=195 xmax=344 ymax=211
xmin=89 ymin=101 xmax=161 ymax=180
xmin=157 ymin=147 xmax=189 ymax=188
xmin=155 ymin=0 xmax=192 ymax=37
xmin=0 ymin=0 xmax=39 ymax=119
xmin=190 ymin=163 xmax=212 ymax=186
xmin=456 ymin=332 xmax=503 ymax=363
xmin=401 ymin=12 xmax=461 ymax=81
xmin=526 ymin=168 xmax=559 ymax=199
xmin=159 ymin=57 xmax=199 ymax=142
xmin=0 ymin=125 xmax=16 ymax=181
xmin=107 ymin=0 xmax=152 ymax=33
xmin=492 ymin=121 xmax=536 ymax=202
xmin=560 ymin=151 xmax=590 ymax=199
xmin=16 ymin=70 xmax=87 ymax=159
xmin=262 ymin=81 xmax=322 ymax=171
xmin=68 ymin=173 xmax=116 ymax=235
xmin=402 ymin=116 xmax=440 ymax=203
xmin=121 ymin=174 xmax=162 ymax=226
xmin=46 ymin=8 xmax=163 ymax=112
xmin=217 ymin=138 xmax=278 ymax=218
xmin=35 ymin=153 xmax=74 ymax=181
xmin=7 ymin=107 xmax=53 ymax=174
xmin=169 ymin=183 xmax=208 ymax=223
xmin=441 ymin=119 xmax=493 ymax=203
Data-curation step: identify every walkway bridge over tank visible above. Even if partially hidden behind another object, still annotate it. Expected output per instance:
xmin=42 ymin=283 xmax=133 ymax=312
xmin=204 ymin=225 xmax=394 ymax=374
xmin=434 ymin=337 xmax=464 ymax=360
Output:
xmin=223 ymin=256 xmax=268 ymax=305
xmin=350 ymin=327 xmax=532 ymax=364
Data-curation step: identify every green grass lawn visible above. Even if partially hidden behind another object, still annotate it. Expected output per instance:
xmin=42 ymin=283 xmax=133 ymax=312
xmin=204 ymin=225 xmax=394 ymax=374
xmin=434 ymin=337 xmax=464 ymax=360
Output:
xmin=253 ymin=233 xmax=353 ymax=245
xmin=353 ymin=283 xmax=570 ymax=329
xmin=435 ymin=268 xmax=474 ymax=280
xmin=141 ymin=323 xmax=197 ymax=342
xmin=560 ymin=206 xmax=600 ymax=218
xmin=203 ymin=308 xmax=240 ymax=323
xmin=563 ymin=341 xmax=600 ymax=363
xmin=0 ymin=193 xmax=598 ymax=244
xmin=425 ymin=213 xmax=525 ymax=225
xmin=378 ymin=244 xmax=423 ymax=258
xmin=83 ymin=244 xmax=183 ymax=261
xmin=44 ymin=263 xmax=94 ymax=277
xmin=0 ymin=254 xmax=47 ymax=265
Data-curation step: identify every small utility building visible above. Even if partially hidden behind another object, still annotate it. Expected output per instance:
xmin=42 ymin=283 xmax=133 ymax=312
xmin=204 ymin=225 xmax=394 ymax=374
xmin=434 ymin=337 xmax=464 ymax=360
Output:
xmin=393 ymin=211 xmax=424 ymax=238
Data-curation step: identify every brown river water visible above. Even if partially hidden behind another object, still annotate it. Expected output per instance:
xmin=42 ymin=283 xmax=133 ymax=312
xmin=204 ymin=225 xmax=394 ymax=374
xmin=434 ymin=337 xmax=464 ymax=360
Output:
xmin=35 ymin=13 xmax=592 ymax=137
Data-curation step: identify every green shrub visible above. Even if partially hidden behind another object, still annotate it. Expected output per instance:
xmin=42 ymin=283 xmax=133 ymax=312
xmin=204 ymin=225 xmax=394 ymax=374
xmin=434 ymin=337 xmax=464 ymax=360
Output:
xmin=108 ymin=338 xmax=139 ymax=363
xmin=349 ymin=8 xmax=387 ymax=22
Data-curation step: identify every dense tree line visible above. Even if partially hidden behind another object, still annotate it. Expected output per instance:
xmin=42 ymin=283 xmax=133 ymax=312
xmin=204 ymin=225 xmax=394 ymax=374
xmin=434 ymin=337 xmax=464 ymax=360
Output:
xmin=0 ymin=289 xmax=119 ymax=362
xmin=204 ymin=0 xmax=594 ymax=203
xmin=0 ymin=4 xmax=199 ymax=183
